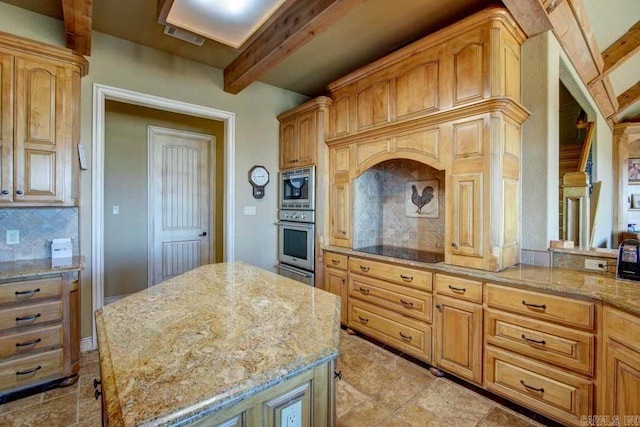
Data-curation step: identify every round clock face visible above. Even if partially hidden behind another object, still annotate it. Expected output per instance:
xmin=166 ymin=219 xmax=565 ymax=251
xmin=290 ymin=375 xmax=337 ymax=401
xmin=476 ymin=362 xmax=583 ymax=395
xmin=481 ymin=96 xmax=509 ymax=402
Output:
xmin=250 ymin=166 xmax=269 ymax=186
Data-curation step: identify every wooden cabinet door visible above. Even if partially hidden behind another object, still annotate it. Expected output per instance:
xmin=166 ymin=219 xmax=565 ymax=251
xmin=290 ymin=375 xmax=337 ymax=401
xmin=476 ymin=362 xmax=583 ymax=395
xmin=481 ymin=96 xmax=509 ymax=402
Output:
xmin=442 ymin=28 xmax=487 ymax=107
xmin=0 ymin=52 xmax=13 ymax=203
xmin=434 ymin=294 xmax=483 ymax=384
xmin=324 ymin=266 xmax=348 ymax=325
xmin=295 ymin=110 xmax=317 ymax=167
xmin=604 ymin=340 xmax=640 ymax=420
xmin=14 ymin=57 xmax=68 ymax=204
xmin=330 ymin=181 xmax=351 ymax=247
xmin=280 ymin=118 xmax=297 ymax=169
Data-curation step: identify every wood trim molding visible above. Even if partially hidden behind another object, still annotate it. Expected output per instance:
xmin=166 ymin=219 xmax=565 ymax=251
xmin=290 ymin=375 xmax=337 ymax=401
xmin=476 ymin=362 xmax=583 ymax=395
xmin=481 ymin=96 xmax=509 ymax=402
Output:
xmin=62 ymin=0 xmax=93 ymax=56
xmin=91 ymin=83 xmax=236 ymax=349
xmin=617 ymin=81 xmax=640 ymax=115
xmin=277 ymin=96 xmax=332 ymax=121
xmin=223 ymin=0 xmax=364 ymax=94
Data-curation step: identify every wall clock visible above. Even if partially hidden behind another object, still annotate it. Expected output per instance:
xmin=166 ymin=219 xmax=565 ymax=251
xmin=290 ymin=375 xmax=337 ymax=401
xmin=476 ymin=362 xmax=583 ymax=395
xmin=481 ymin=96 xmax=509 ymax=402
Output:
xmin=248 ymin=165 xmax=269 ymax=199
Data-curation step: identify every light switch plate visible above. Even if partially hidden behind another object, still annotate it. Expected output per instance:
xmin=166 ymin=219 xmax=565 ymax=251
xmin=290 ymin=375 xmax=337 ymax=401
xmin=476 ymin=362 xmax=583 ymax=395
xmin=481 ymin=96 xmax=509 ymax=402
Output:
xmin=112 ymin=205 xmax=120 ymax=215
xmin=244 ymin=206 xmax=257 ymax=216
xmin=6 ymin=229 xmax=19 ymax=245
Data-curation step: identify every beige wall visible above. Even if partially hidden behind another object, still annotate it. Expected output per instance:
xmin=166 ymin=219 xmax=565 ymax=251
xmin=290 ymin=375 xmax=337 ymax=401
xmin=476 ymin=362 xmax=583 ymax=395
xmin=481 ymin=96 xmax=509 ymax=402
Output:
xmin=0 ymin=2 xmax=308 ymax=339
xmin=104 ymin=101 xmax=224 ymax=298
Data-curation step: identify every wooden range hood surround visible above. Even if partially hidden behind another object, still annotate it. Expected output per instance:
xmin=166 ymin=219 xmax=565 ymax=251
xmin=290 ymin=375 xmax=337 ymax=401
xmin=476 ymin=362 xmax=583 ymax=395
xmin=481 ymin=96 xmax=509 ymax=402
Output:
xmin=324 ymin=6 xmax=530 ymax=272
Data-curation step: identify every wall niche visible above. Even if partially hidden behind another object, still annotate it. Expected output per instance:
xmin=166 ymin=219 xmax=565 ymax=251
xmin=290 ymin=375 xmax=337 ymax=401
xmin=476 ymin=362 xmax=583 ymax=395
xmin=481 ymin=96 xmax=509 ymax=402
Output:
xmin=353 ymin=159 xmax=445 ymax=253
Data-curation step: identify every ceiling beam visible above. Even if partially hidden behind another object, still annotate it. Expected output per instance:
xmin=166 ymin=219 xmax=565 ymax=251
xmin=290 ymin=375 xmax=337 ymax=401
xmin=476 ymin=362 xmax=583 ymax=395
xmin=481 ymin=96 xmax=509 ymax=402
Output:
xmin=618 ymin=81 xmax=640 ymax=114
xmin=223 ymin=0 xmax=364 ymax=94
xmin=61 ymin=0 xmax=93 ymax=56
xmin=590 ymin=21 xmax=640 ymax=87
xmin=501 ymin=0 xmax=552 ymax=37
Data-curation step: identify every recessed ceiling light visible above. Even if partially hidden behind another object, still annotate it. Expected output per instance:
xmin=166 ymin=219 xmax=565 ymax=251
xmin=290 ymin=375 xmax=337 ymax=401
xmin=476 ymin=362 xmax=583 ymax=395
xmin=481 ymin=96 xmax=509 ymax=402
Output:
xmin=166 ymin=0 xmax=287 ymax=48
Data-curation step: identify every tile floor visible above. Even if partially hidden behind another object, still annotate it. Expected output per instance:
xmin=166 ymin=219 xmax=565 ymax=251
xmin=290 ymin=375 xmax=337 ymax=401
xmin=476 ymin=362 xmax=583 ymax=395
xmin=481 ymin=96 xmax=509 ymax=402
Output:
xmin=0 ymin=330 xmax=555 ymax=427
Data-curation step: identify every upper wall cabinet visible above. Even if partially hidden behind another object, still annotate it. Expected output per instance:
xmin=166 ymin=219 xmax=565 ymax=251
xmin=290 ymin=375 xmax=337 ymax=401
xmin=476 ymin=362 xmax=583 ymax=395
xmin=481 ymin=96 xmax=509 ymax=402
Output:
xmin=0 ymin=32 xmax=87 ymax=206
xmin=278 ymin=98 xmax=332 ymax=170
xmin=326 ymin=6 xmax=525 ymax=141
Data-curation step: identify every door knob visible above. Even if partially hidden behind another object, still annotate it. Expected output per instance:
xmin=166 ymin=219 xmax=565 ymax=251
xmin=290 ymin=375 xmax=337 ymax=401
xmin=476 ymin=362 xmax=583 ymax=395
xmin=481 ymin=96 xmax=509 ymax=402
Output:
xmin=199 ymin=232 xmax=207 ymax=237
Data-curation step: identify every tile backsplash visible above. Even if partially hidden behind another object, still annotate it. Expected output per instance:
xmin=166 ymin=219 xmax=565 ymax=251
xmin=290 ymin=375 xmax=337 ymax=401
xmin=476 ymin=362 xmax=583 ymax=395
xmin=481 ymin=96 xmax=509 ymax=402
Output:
xmin=0 ymin=208 xmax=79 ymax=262
xmin=354 ymin=159 xmax=445 ymax=252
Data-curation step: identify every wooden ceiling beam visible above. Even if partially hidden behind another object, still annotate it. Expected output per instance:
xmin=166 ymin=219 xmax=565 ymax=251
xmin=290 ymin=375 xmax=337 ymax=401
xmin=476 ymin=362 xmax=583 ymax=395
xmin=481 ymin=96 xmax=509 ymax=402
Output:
xmin=618 ymin=81 xmax=640 ymax=114
xmin=223 ymin=0 xmax=364 ymax=94
xmin=590 ymin=21 xmax=640 ymax=87
xmin=501 ymin=0 xmax=552 ymax=37
xmin=61 ymin=0 xmax=93 ymax=56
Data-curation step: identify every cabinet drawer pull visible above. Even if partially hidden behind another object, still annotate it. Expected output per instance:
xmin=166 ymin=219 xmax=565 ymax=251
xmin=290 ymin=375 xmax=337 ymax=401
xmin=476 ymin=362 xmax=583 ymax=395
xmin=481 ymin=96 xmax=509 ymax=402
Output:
xmin=15 ymin=288 xmax=41 ymax=297
xmin=400 ymin=299 xmax=414 ymax=308
xmin=16 ymin=338 xmax=42 ymax=348
xmin=400 ymin=274 xmax=413 ymax=282
xmin=358 ymin=287 xmax=370 ymax=295
xmin=16 ymin=189 xmax=23 ymax=195
xmin=331 ymin=259 xmax=340 ymax=265
xmin=522 ymin=300 xmax=546 ymax=310
xmin=341 ymin=278 xmax=346 ymax=284
xmin=399 ymin=331 xmax=413 ymax=341
xmin=520 ymin=380 xmax=544 ymax=393
xmin=1 ymin=189 xmax=8 ymax=195
xmin=16 ymin=314 xmax=41 ymax=322
xmin=521 ymin=334 xmax=546 ymax=345
xmin=358 ymin=315 xmax=369 ymax=324
xmin=359 ymin=266 xmax=370 ymax=272
xmin=448 ymin=285 xmax=466 ymax=293
xmin=342 ymin=231 xmax=347 ymax=235
xmin=16 ymin=365 xmax=41 ymax=376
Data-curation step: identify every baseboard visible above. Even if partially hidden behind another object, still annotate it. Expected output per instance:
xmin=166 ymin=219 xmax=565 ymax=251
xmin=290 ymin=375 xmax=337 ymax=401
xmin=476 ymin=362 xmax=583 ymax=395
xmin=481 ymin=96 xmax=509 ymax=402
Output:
xmin=80 ymin=337 xmax=95 ymax=352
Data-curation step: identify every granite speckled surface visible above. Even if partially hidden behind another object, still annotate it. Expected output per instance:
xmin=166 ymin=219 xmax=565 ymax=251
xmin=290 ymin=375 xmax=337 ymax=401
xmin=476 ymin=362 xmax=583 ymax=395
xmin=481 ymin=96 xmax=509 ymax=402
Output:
xmin=0 ymin=256 xmax=84 ymax=279
xmin=95 ymin=262 xmax=340 ymax=427
xmin=324 ymin=246 xmax=640 ymax=316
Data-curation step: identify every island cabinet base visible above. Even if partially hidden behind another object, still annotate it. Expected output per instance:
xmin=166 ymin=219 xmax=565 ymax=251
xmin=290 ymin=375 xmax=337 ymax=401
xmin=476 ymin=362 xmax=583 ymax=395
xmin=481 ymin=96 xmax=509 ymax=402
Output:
xmin=188 ymin=359 xmax=336 ymax=427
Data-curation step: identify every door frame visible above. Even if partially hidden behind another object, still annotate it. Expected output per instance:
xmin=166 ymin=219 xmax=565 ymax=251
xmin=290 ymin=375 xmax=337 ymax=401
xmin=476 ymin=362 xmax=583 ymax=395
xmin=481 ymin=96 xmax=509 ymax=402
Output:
xmin=147 ymin=126 xmax=216 ymax=287
xmin=91 ymin=83 xmax=235 ymax=349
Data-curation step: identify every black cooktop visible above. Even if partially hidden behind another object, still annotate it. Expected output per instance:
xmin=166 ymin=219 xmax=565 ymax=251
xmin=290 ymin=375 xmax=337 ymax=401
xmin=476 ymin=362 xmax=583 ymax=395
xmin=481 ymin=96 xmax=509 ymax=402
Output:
xmin=356 ymin=245 xmax=444 ymax=264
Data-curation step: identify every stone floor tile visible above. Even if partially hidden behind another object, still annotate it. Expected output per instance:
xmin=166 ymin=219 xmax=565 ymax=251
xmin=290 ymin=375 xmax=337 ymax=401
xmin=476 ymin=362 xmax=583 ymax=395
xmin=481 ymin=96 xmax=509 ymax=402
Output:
xmin=43 ymin=380 xmax=79 ymax=402
xmin=476 ymin=406 xmax=543 ymax=427
xmin=337 ymin=397 xmax=394 ymax=427
xmin=335 ymin=379 xmax=368 ymax=420
xmin=0 ymin=392 xmax=78 ymax=427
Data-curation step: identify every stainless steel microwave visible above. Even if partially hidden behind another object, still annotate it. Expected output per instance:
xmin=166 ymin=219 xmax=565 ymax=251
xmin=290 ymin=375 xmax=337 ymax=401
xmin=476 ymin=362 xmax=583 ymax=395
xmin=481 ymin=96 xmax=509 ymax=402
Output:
xmin=280 ymin=166 xmax=315 ymax=210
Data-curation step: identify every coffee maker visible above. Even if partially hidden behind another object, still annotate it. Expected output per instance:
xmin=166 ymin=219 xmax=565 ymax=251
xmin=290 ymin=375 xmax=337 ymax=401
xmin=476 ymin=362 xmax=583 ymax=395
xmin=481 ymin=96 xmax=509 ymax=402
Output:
xmin=617 ymin=239 xmax=640 ymax=281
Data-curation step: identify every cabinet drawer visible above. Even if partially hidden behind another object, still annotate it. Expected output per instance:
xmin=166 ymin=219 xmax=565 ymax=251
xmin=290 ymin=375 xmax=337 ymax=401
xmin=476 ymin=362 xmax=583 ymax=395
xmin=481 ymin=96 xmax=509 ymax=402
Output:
xmin=325 ymin=252 xmax=348 ymax=271
xmin=485 ymin=309 xmax=595 ymax=376
xmin=0 ymin=348 xmax=63 ymax=392
xmin=349 ymin=274 xmax=432 ymax=323
xmin=348 ymin=299 xmax=431 ymax=362
xmin=0 ymin=277 xmax=62 ymax=305
xmin=485 ymin=284 xmax=595 ymax=330
xmin=485 ymin=346 xmax=593 ymax=426
xmin=0 ymin=325 xmax=63 ymax=359
xmin=349 ymin=257 xmax=432 ymax=291
xmin=435 ymin=274 xmax=482 ymax=303
xmin=0 ymin=300 xmax=62 ymax=332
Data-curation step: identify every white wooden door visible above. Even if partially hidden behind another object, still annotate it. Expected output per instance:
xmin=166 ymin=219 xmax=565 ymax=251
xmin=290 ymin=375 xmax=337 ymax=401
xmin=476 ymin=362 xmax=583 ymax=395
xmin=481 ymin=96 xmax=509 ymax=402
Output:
xmin=148 ymin=126 xmax=214 ymax=286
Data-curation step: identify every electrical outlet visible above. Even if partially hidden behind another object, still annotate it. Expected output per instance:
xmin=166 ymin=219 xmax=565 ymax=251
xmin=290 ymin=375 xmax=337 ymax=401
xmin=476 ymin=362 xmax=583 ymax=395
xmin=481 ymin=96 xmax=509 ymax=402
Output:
xmin=6 ymin=229 xmax=19 ymax=245
xmin=112 ymin=205 xmax=120 ymax=215
xmin=585 ymin=259 xmax=607 ymax=271
xmin=280 ymin=400 xmax=302 ymax=427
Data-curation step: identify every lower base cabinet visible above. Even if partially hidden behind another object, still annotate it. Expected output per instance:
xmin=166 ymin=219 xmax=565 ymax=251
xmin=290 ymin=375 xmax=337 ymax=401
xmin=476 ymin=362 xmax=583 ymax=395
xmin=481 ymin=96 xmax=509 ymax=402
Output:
xmin=189 ymin=360 xmax=335 ymax=427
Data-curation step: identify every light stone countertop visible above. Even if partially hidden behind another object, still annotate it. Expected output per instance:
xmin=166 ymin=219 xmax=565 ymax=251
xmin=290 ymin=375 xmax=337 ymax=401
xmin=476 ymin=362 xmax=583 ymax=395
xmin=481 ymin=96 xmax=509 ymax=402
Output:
xmin=0 ymin=256 xmax=84 ymax=280
xmin=324 ymin=246 xmax=640 ymax=316
xmin=95 ymin=262 xmax=341 ymax=427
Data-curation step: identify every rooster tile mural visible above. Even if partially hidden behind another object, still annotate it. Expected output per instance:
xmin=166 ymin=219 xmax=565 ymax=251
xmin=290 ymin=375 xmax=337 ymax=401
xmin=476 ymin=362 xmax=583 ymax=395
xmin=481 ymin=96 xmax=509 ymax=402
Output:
xmin=354 ymin=159 xmax=444 ymax=253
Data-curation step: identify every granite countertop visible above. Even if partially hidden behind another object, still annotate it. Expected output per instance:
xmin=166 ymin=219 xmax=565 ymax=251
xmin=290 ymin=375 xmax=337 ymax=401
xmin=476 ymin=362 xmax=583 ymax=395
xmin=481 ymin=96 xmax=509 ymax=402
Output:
xmin=95 ymin=262 xmax=341 ymax=427
xmin=0 ymin=256 xmax=84 ymax=280
xmin=324 ymin=246 xmax=640 ymax=316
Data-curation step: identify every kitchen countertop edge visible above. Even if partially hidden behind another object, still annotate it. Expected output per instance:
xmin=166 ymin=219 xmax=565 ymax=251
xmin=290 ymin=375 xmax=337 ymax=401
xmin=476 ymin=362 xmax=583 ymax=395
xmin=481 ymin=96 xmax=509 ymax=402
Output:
xmin=323 ymin=246 xmax=640 ymax=316
xmin=0 ymin=256 xmax=84 ymax=280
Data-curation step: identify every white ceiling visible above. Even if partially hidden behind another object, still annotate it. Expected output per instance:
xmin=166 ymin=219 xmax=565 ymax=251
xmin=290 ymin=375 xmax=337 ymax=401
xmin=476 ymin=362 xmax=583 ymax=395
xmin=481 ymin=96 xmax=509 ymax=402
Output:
xmin=1 ymin=0 xmax=638 ymax=122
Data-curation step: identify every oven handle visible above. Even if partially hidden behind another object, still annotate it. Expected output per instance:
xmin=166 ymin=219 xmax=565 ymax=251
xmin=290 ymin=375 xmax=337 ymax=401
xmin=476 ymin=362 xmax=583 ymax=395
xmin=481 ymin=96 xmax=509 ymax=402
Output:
xmin=275 ymin=222 xmax=314 ymax=229
xmin=278 ymin=264 xmax=313 ymax=278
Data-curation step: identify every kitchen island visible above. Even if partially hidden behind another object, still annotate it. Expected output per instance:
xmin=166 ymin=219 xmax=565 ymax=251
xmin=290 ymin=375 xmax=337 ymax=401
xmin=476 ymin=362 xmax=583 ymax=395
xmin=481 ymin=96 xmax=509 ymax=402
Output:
xmin=95 ymin=262 xmax=340 ymax=426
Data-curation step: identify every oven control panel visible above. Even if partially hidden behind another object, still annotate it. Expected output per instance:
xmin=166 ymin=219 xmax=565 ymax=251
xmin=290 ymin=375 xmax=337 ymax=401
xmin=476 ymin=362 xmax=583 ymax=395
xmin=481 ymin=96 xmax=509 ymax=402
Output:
xmin=279 ymin=209 xmax=315 ymax=223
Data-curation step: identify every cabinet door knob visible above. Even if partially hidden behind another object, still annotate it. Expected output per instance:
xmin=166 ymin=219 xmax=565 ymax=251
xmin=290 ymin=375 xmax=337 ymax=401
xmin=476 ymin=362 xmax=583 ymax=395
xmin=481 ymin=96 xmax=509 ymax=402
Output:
xmin=1 ymin=190 xmax=8 ymax=195
xmin=451 ymin=242 xmax=459 ymax=249
xmin=16 ymin=190 xmax=23 ymax=195
xmin=436 ymin=304 xmax=442 ymax=310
